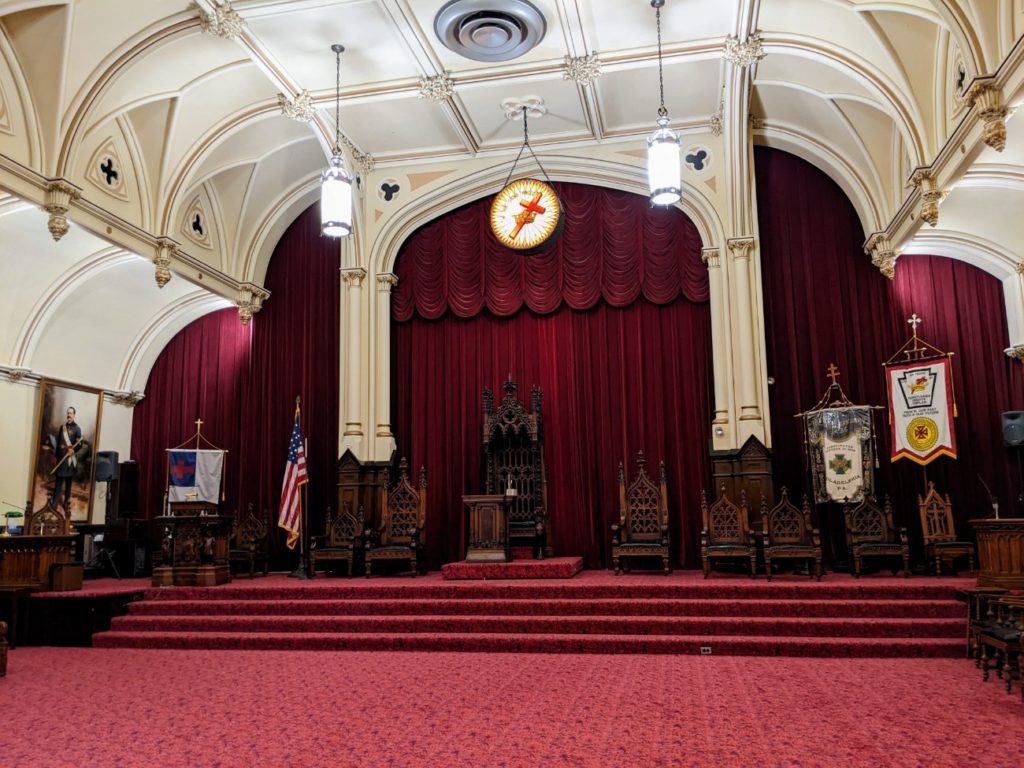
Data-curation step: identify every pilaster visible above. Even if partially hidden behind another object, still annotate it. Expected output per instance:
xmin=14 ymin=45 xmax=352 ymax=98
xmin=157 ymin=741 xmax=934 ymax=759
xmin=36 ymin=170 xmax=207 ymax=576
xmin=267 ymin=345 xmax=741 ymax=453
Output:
xmin=372 ymin=273 xmax=399 ymax=459
xmin=340 ymin=267 xmax=367 ymax=456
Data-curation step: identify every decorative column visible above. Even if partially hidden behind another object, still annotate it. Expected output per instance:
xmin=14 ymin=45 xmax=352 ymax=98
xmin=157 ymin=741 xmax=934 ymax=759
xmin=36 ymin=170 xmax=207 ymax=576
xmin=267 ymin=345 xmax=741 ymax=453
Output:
xmin=727 ymin=237 xmax=762 ymax=426
xmin=340 ymin=268 xmax=366 ymax=455
xmin=373 ymin=273 xmax=399 ymax=459
xmin=702 ymin=247 xmax=733 ymax=449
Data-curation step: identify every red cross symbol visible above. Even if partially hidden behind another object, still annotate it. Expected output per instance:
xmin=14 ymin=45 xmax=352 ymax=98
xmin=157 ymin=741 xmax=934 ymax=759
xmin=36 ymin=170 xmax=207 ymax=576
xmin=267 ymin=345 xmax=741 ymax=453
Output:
xmin=169 ymin=458 xmax=193 ymax=482
xmin=510 ymin=192 xmax=546 ymax=240
xmin=914 ymin=425 xmax=930 ymax=440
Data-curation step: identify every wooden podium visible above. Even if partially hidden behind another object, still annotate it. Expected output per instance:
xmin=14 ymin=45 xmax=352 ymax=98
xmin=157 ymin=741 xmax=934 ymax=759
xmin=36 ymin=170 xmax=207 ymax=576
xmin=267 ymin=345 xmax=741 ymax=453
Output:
xmin=970 ymin=518 xmax=1024 ymax=589
xmin=463 ymin=495 xmax=511 ymax=562
xmin=152 ymin=504 xmax=232 ymax=587
xmin=0 ymin=535 xmax=76 ymax=589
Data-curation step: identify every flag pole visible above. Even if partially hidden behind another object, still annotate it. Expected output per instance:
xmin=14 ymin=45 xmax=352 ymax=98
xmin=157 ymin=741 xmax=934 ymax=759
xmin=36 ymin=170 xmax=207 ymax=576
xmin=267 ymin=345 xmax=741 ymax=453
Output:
xmin=288 ymin=401 xmax=312 ymax=580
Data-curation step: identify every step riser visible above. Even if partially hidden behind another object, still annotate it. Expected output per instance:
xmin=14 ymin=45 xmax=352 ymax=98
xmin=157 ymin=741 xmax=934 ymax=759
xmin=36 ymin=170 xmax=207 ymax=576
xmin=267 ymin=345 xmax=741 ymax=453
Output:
xmin=110 ymin=616 xmax=963 ymax=638
xmin=92 ymin=633 xmax=963 ymax=657
xmin=127 ymin=600 xmax=963 ymax=619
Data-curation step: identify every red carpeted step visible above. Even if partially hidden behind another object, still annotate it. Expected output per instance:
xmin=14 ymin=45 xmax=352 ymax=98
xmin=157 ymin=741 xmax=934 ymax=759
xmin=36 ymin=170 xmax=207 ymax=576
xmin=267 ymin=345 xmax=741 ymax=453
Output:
xmin=125 ymin=596 xmax=964 ymax=619
xmin=91 ymin=630 xmax=964 ymax=657
xmin=107 ymin=613 xmax=964 ymax=638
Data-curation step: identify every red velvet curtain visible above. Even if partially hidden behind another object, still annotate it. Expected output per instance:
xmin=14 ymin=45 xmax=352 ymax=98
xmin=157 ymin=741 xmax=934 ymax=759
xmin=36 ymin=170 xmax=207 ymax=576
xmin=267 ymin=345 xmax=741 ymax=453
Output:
xmin=756 ymin=146 xmax=1024 ymax=558
xmin=131 ymin=204 xmax=339 ymax=567
xmin=393 ymin=184 xmax=712 ymax=569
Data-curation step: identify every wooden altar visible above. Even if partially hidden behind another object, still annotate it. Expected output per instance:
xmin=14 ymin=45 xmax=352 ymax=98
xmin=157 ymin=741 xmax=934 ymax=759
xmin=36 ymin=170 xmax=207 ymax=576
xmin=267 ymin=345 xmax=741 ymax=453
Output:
xmin=152 ymin=509 xmax=232 ymax=587
xmin=970 ymin=517 xmax=1024 ymax=589
xmin=463 ymin=494 xmax=511 ymax=562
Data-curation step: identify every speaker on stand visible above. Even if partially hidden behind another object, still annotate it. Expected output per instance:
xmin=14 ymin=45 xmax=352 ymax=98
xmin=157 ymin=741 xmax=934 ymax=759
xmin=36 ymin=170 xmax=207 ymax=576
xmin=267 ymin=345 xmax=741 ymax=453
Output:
xmin=1002 ymin=412 xmax=1024 ymax=513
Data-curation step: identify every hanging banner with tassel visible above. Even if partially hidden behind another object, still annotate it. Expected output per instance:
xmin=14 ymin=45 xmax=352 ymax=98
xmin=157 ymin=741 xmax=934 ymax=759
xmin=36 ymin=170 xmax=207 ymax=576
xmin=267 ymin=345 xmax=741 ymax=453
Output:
xmin=886 ymin=357 xmax=957 ymax=464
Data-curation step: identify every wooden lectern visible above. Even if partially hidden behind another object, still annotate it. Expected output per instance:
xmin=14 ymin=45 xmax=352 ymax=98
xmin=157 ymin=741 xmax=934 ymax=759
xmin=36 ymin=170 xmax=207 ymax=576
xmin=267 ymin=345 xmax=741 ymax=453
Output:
xmin=970 ymin=517 xmax=1024 ymax=588
xmin=463 ymin=494 xmax=511 ymax=562
xmin=152 ymin=503 xmax=231 ymax=586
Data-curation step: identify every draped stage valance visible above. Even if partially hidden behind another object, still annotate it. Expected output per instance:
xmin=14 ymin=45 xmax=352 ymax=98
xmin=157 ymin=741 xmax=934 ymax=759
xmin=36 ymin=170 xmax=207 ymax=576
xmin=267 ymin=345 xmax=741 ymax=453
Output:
xmin=393 ymin=183 xmax=708 ymax=321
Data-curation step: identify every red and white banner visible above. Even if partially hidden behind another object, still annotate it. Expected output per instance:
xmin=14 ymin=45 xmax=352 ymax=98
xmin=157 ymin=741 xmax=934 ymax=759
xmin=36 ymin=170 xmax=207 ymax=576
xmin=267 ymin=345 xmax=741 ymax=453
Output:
xmin=886 ymin=358 xmax=956 ymax=465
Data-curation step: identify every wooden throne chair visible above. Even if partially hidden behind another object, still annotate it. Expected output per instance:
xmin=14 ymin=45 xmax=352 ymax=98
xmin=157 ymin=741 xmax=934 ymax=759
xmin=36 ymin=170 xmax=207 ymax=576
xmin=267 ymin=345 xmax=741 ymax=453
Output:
xmin=480 ymin=377 xmax=550 ymax=559
xmin=918 ymin=482 xmax=974 ymax=576
xmin=311 ymin=504 xmax=363 ymax=577
xmin=228 ymin=503 xmax=269 ymax=578
xmin=365 ymin=458 xmax=425 ymax=577
xmin=761 ymin=487 xmax=822 ymax=581
xmin=701 ymin=485 xmax=757 ymax=578
xmin=842 ymin=495 xmax=910 ymax=577
xmin=611 ymin=451 xmax=670 ymax=575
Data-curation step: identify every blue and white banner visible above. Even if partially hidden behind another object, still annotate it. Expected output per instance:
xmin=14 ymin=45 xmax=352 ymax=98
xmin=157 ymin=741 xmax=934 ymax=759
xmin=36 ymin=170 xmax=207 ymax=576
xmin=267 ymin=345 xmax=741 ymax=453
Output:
xmin=167 ymin=449 xmax=224 ymax=503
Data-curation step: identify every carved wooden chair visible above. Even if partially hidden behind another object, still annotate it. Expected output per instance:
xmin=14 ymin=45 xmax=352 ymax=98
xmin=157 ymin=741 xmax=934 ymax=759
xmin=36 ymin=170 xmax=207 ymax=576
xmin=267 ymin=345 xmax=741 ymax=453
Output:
xmin=0 ymin=620 xmax=7 ymax=677
xmin=365 ymin=459 xmax=426 ymax=577
xmin=842 ymin=495 xmax=910 ymax=577
xmin=311 ymin=504 xmax=363 ymax=577
xmin=701 ymin=485 xmax=757 ymax=578
xmin=25 ymin=498 xmax=68 ymax=536
xmin=228 ymin=503 xmax=269 ymax=578
xmin=918 ymin=482 xmax=974 ymax=576
xmin=611 ymin=452 xmax=670 ymax=575
xmin=760 ymin=488 xmax=822 ymax=581
xmin=975 ymin=596 xmax=1024 ymax=696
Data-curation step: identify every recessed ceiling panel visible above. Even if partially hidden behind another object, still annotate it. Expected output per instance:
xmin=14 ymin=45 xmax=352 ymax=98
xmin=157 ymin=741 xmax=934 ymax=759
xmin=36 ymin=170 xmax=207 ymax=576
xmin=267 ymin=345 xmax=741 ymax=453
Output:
xmin=455 ymin=76 xmax=588 ymax=146
xmin=583 ymin=0 xmax=732 ymax=54
xmin=336 ymin=95 xmax=467 ymax=156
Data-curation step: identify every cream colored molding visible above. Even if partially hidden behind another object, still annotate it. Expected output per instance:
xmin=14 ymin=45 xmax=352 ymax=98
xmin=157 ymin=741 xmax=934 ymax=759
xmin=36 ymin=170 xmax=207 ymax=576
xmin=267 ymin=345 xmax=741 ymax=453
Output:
xmin=966 ymin=79 xmax=1008 ymax=152
xmin=376 ymin=273 xmax=399 ymax=292
xmin=154 ymin=238 xmax=177 ymax=289
xmin=3 ymin=366 xmax=34 ymax=384
xmin=1005 ymin=345 xmax=1024 ymax=362
xmin=723 ymin=33 xmax=765 ymax=68
xmin=864 ymin=232 xmax=898 ymax=280
xmin=340 ymin=267 xmax=367 ymax=287
xmin=108 ymin=391 xmax=145 ymax=407
xmin=42 ymin=179 xmax=82 ymax=242
xmin=278 ymin=90 xmax=315 ymax=123
xmin=236 ymin=282 xmax=270 ymax=325
xmin=418 ymin=72 xmax=455 ymax=103
xmin=198 ymin=1 xmax=245 ymax=40
xmin=562 ymin=54 xmax=602 ymax=88
xmin=701 ymin=247 xmax=721 ymax=268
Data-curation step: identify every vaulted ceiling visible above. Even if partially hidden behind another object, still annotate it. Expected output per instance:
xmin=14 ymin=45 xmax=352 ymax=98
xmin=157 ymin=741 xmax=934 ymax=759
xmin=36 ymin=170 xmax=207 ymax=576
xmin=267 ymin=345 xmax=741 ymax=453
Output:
xmin=0 ymin=0 xmax=1022 ymax=391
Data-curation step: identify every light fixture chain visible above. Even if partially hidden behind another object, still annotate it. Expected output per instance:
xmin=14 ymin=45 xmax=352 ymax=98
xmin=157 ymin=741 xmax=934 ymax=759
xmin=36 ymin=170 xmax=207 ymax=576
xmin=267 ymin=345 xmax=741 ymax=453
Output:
xmin=656 ymin=5 xmax=667 ymax=118
xmin=334 ymin=48 xmax=342 ymax=152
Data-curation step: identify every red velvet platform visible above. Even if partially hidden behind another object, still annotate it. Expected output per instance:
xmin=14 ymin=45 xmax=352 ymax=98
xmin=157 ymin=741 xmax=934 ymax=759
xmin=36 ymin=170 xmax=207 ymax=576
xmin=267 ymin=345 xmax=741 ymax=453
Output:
xmin=440 ymin=556 xmax=583 ymax=580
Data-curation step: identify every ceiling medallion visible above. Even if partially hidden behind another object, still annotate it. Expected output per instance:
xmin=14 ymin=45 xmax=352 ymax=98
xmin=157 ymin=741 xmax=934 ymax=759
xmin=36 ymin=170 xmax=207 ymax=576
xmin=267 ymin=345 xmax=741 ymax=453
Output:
xmin=434 ymin=0 xmax=546 ymax=62
xmin=490 ymin=178 xmax=563 ymax=254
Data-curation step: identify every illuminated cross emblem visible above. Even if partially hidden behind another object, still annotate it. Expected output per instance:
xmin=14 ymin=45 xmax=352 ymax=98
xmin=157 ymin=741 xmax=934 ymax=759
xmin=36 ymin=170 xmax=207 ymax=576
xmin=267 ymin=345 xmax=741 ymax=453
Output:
xmin=510 ymin=192 xmax=546 ymax=241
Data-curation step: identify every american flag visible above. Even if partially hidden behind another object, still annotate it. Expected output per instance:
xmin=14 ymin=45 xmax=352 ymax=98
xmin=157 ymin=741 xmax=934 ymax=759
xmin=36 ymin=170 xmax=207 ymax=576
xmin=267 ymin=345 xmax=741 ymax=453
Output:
xmin=277 ymin=403 xmax=308 ymax=549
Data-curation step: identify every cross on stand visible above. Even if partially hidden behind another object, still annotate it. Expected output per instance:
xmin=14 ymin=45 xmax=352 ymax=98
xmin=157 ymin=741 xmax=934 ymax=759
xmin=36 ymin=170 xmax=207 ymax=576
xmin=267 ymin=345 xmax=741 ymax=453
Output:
xmin=826 ymin=363 xmax=841 ymax=387
xmin=908 ymin=314 xmax=922 ymax=335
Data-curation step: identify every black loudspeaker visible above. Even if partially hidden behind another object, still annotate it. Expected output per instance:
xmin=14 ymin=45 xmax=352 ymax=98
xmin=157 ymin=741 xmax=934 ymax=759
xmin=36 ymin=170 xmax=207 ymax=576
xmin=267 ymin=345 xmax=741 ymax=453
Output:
xmin=94 ymin=451 xmax=119 ymax=482
xmin=1002 ymin=412 xmax=1024 ymax=447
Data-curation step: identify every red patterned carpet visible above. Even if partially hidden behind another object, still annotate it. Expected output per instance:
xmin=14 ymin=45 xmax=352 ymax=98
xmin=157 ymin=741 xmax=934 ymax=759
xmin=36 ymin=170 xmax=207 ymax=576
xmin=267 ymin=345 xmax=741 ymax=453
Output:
xmin=1 ymin=647 xmax=1022 ymax=767
xmin=93 ymin=571 xmax=972 ymax=656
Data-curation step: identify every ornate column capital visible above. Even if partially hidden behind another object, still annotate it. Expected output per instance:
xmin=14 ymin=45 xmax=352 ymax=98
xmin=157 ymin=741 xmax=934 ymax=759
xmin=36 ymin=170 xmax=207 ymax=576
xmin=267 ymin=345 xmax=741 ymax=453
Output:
xmin=701 ymin=247 xmax=721 ymax=268
xmin=198 ymin=1 xmax=246 ymax=40
xmin=109 ymin=391 xmax=145 ymax=408
xmin=341 ymin=267 xmax=367 ymax=288
xmin=43 ymin=179 xmax=82 ymax=241
xmin=376 ymin=273 xmax=399 ymax=293
xmin=967 ymin=78 xmax=1007 ymax=152
xmin=1005 ymin=345 xmax=1024 ymax=362
xmin=726 ymin=237 xmax=755 ymax=261
xmin=153 ymin=237 xmax=179 ymax=288
xmin=910 ymin=169 xmax=945 ymax=228
xmin=864 ymin=232 xmax=898 ymax=280
xmin=277 ymin=90 xmax=314 ymax=123
xmin=236 ymin=282 xmax=270 ymax=325
xmin=723 ymin=33 xmax=766 ymax=68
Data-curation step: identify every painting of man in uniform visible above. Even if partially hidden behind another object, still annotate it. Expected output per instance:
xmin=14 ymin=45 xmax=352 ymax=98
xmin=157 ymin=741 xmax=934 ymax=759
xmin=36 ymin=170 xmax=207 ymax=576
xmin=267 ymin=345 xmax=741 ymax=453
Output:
xmin=29 ymin=379 xmax=102 ymax=523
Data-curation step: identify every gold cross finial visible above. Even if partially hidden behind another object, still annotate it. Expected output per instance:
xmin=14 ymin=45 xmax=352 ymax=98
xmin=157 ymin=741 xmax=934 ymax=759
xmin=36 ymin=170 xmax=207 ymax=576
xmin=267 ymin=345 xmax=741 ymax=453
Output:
xmin=195 ymin=418 xmax=204 ymax=430
xmin=826 ymin=363 xmax=840 ymax=386
xmin=908 ymin=314 xmax=922 ymax=332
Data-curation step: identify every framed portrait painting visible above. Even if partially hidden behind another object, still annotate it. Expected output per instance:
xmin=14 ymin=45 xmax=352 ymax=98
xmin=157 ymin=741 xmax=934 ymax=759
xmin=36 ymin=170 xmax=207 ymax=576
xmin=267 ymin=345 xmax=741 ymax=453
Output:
xmin=28 ymin=378 xmax=103 ymax=523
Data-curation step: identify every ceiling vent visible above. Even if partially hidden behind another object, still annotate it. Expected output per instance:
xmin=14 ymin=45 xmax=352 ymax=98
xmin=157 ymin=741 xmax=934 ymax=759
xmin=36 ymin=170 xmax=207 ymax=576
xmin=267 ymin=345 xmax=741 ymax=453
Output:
xmin=434 ymin=0 xmax=546 ymax=62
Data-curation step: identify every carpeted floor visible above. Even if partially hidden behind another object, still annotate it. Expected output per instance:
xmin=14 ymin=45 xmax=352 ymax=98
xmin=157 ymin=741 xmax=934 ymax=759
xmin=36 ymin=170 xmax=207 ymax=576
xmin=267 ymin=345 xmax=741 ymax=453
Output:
xmin=2 ymin=647 xmax=1022 ymax=767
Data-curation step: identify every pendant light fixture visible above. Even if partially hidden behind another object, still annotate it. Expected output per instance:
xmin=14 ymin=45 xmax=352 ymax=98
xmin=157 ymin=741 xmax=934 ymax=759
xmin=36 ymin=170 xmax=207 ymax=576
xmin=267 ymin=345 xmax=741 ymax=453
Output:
xmin=647 ymin=0 xmax=681 ymax=206
xmin=321 ymin=43 xmax=353 ymax=238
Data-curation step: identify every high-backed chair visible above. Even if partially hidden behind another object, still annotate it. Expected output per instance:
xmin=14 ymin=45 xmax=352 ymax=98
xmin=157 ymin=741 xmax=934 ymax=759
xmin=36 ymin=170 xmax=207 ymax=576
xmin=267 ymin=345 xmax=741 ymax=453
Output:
xmin=228 ymin=503 xmax=269 ymax=578
xmin=25 ymin=497 xmax=68 ymax=536
xmin=365 ymin=459 xmax=426 ymax=577
xmin=918 ymin=482 xmax=974 ymax=576
xmin=701 ymin=485 xmax=757 ymax=578
xmin=611 ymin=452 xmax=670 ymax=575
xmin=761 ymin=487 xmax=822 ymax=581
xmin=311 ymin=504 xmax=363 ymax=577
xmin=842 ymin=495 xmax=910 ymax=577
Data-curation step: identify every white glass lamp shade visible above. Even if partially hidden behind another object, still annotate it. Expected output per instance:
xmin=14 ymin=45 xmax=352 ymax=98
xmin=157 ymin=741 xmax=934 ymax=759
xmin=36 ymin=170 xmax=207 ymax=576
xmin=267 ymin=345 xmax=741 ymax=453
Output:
xmin=647 ymin=115 xmax=682 ymax=206
xmin=321 ymin=154 xmax=353 ymax=238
